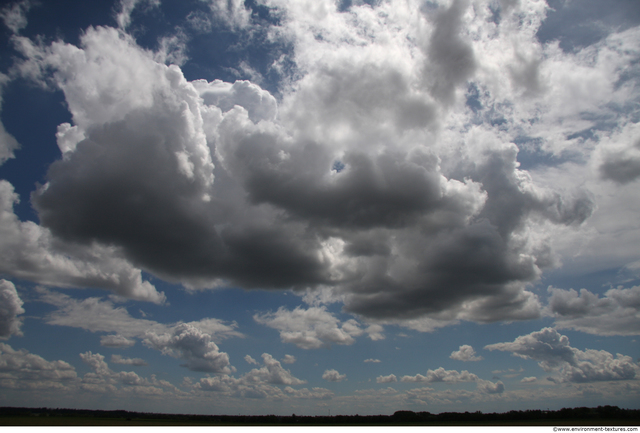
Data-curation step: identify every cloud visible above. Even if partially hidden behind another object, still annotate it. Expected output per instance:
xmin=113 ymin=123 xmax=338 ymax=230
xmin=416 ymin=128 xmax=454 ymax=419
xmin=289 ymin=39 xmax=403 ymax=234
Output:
xmin=400 ymin=368 xmax=478 ymax=383
xmin=485 ymin=327 xmax=640 ymax=383
xmin=364 ymin=359 xmax=381 ymax=363
xmin=521 ymin=376 xmax=537 ymax=383
xmin=0 ymin=342 xmax=77 ymax=389
xmin=115 ymin=0 xmax=160 ymax=30
xmin=0 ymin=0 xmax=32 ymax=34
xmin=254 ymin=306 xmax=363 ymax=349
xmin=0 ymin=280 xmax=24 ymax=338
xmin=40 ymin=289 xmax=241 ymax=374
xmin=600 ymin=144 xmax=640 ymax=184
xmin=0 ymin=74 xmax=20 ymax=167
xmin=476 ymin=379 xmax=505 ymax=394
xmin=143 ymin=323 xmax=234 ymax=374
xmin=322 ymin=369 xmax=346 ymax=382
xmin=450 ymin=345 xmax=483 ymax=362
xmin=100 ymin=335 xmax=136 ymax=348
xmin=365 ymin=324 xmax=385 ymax=341
xmin=79 ymin=351 xmax=179 ymax=394
xmin=40 ymin=289 xmax=241 ymax=342
xmin=195 ymin=353 xmax=307 ymax=398
xmin=281 ymin=354 xmax=296 ymax=364
xmin=110 ymin=354 xmax=148 ymax=367
xmin=6 ymin=0 xmax=609 ymax=328
xmin=376 ymin=374 xmax=397 ymax=384
xmin=0 ymin=181 xmax=165 ymax=304
xmin=244 ymin=355 xmax=258 ymax=365
xmin=547 ymin=286 xmax=640 ymax=336
xmin=283 ymin=386 xmax=333 ymax=400
xmin=424 ymin=0 xmax=476 ymax=105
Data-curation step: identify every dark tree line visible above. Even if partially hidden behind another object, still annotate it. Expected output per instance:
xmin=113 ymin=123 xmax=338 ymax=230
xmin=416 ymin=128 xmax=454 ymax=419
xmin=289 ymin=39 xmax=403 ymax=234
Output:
xmin=1 ymin=405 xmax=639 ymax=425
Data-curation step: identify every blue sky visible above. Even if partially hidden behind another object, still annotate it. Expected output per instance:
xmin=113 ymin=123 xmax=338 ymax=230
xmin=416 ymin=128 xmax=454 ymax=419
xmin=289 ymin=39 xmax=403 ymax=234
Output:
xmin=0 ymin=0 xmax=639 ymax=416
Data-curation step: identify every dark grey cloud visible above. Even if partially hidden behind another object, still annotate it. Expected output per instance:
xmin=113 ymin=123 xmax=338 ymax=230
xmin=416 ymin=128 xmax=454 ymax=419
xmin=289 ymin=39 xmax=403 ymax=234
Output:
xmin=9 ymin=4 xmax=600 ymax=328
xmin=547 ymin=285 xmax=640 ymax=336
xmin=599 ymin=139 xmax=640 ymax=184
xmin=424 ymin=0 xmax=476 ymax=104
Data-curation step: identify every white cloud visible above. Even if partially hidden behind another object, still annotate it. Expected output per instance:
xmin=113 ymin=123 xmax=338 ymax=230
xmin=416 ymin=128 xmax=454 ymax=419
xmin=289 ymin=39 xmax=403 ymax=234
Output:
xmin=322 ymin=369 xmax=346 ymax=382
xmin=116 ymin=0 xmax=160 ymax=30
xmin=0 ymin=280 xmax=24 ymax=338
xmin=364 ymin=359 xmax=381 ymax=363
xmin=400 ymin=368 xmax=478 ymax=383
xmin=521 ymin=376 xmax=537 ymax=383
xmin=0 ymin=0 xmax=31 ymax=34
xmin=100 ymin=335 xmax=136 ymax=348
xmin=485 ymin=327 xmax=640 ymax=383
xmin=254 ymin=306 xmax=362 ymax=349
xmin=110 ymin=354 xmax=147 ymax=367
xmin=194 ymin=353 xmax=308 ymax=398
xmin=365 ymin=324 xmax=385 ymax=341
xmin=143 ymin=323 xmax=234 ymax=374
xmin=281 ymin=355 xmax=296 ymax=364
xmin=376 ymin=374 xmax=397 ymax=384
xmin=0 ymin=74 xmax=20 ymax=167
xmin=41 ymin=289 xmax=241 ymax=342
xmin=40 ymin=290 xmax=241 ymax=374
xmin=476 ymin=379 xmax=505 ymax=395
xmin=547 ymin=285 xmax=640 ymax=336
xmin=450 ymin=345 xmax=483 ymax=362
xmin=283 ymin=386 xmax=333 ymax=400
xmin=244 ymin=355 xmax=258 ymax=365
xmin=0 ymin=342 xmax=77 ymax=389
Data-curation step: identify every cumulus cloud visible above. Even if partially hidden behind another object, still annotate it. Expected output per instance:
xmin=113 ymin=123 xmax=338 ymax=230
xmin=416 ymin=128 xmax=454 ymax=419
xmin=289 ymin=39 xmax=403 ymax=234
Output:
xmin=450 ymin=345 xmax=483 ymax=362
xmin=547 ymin=286 xmax=640 ymax=336
xmin=5 ymin=0 xmax=612 ymax=328
xmin=39 ymin=289 xmax=240 ymax=373
xmin=322 ymin=369 xmax=346 ymax=382
xmin=521 ymin=376 xmax=537 ymax=383
xmin=0 ymin=74 xmax=20 ymax=167
xmin=400 ymin=368 xmax=478 ymax=383
xmin=485 ymin=328 xmax=640 ymax=383
xmin=254 ymin=306 xmax=363 ymax=349
xmin=376 ymin=374 xmax=398 ymax=384
xmin=476 ymin=379 xmax=505 ymax=394
xmin=0 ymin=342 xmax=77 ymax=389
xmin=0 ymin=280 xmax=24 ymax=338
xmin=194 ymin=353 xmax=307 ymax=398
xmin=0 ymin=181 xmax=165 ymax=304
xmin=244 ymin=355 xmax=258 ymax=365
xmin=110 ymin=354 xmax=148 ymax=366
xmin=79 ymin=351 xmax=178 ymax=394
xmin=281 ymin=354 xmax=296 ymax=364
xmin=143 ymin=323 xmax=234 ymax=374
xmin=599 ymin=140 xmax=640 ymax=184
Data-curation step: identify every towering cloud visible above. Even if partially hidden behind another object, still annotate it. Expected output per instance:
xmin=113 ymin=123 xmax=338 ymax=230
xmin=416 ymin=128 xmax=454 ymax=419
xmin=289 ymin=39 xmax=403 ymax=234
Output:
xmin=6 ymin=0 xmax=623 ymax=334
xmin=0 ymin=280 xmax=24 ymax=338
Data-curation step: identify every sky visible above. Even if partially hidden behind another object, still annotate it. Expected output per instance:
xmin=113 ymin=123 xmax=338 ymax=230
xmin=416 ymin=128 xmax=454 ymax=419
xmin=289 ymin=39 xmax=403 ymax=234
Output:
xmin=0 ymin=0 xmax=639 ymax=417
